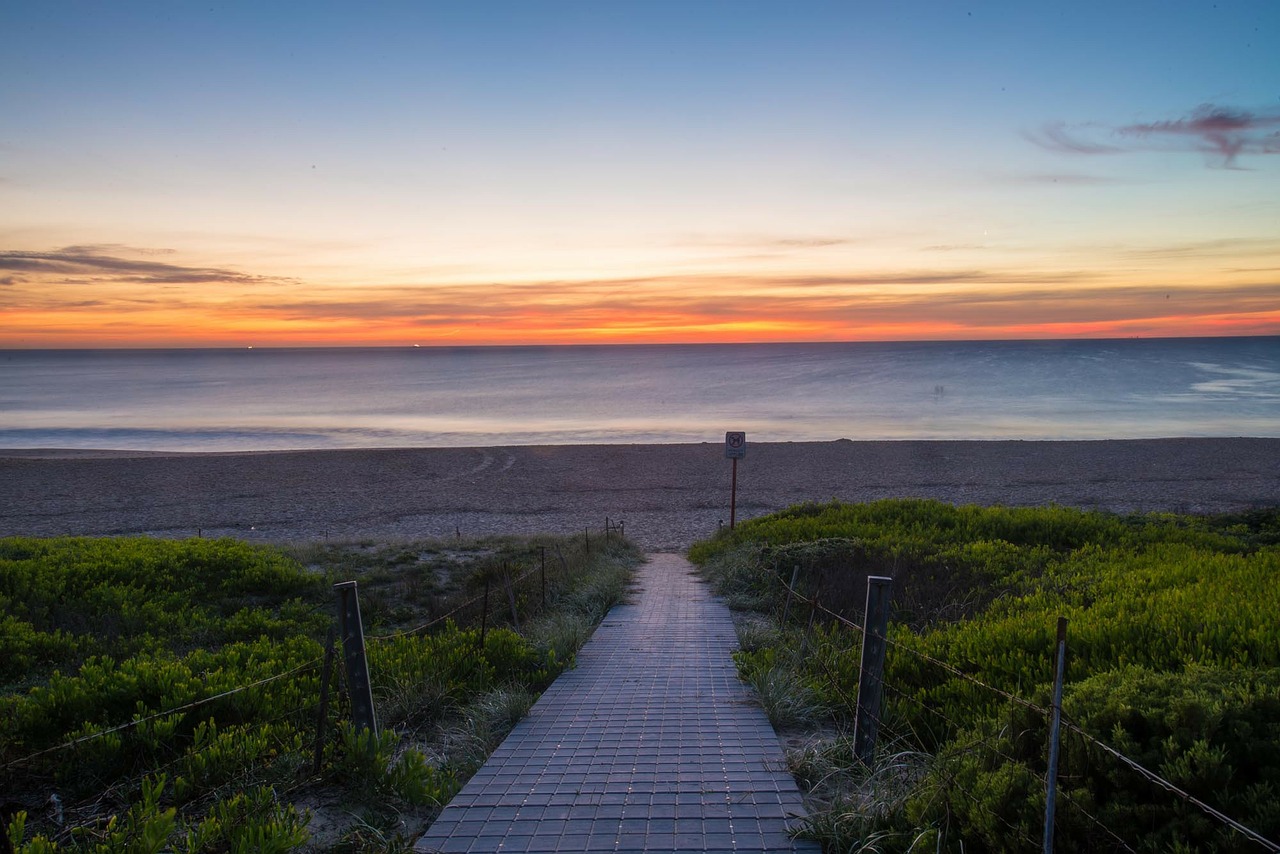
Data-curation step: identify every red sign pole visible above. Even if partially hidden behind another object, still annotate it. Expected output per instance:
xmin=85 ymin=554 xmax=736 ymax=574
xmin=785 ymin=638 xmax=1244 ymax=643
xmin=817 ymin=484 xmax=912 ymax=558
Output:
xmin=725 ymin=431 xmax=745 ymax=530
xmin=730 ymin=456 xmax=738 ymax=529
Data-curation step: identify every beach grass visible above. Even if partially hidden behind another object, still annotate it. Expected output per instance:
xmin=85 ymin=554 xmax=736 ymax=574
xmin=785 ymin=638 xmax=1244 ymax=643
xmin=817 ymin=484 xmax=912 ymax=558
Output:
xmin=1 ymin=530 xmax=643 ymax=852
xmin=693 ymin=499 xmax=1280 ymax=852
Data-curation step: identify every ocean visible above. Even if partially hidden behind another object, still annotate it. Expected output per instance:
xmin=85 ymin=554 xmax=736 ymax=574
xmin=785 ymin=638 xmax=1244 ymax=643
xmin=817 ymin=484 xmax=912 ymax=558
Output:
xmin=1 ymin=337 xmax=1277 ymax=451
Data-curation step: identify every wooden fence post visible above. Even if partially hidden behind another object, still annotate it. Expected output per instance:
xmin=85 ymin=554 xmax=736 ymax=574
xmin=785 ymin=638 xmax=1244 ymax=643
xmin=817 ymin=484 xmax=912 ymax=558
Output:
xmin=334 ymin=581 xmax=377 ymax=736
xmin=1044 ymin=616 xmax=1068 ymax=854
xmin=540 ymin=546 xmax=547 ymax=609
xmin=478 ymin=577 xmax=491 ymax=650
xmin=853 ymin=575 xmax=893 ymax=765
xmin=781 ymin=564 xmax=801 ymax=627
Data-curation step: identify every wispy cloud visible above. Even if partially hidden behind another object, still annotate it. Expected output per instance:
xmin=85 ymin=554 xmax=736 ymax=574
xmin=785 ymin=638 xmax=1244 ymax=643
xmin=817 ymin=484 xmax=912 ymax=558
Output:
xmin=675 ymin=233 xmax=855 ymax=250
xmin=1118 ymin=237 xmax=1280 ymax=262
xmin=1028 ymin=104 xmax=1280 ymax=168
xmin=1118 ymin=106 xmax=1280 ymax=168
xmin=210 ymin=274 xmax=1280 ymax=338
xmin=1025 ymin=122 xmax=1124 ymax=155
xmin=1005 ymin=172 xmax=1132 ymax=186
xmin=0 ymin=245 xmax=290 ymax=285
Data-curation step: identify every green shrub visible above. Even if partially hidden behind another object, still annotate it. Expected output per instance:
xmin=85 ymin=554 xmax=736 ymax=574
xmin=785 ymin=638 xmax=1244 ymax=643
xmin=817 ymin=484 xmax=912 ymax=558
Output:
xmin=2 ymin=531 xmax=642 ymax=851
xmin=691 ymin=500 xmax=1280 ymax=852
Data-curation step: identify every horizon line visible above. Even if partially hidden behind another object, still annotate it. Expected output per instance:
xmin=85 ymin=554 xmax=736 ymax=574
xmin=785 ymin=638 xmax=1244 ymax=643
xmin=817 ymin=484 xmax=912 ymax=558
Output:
xmin=2 ymin=331 xmax=1278 ymax=352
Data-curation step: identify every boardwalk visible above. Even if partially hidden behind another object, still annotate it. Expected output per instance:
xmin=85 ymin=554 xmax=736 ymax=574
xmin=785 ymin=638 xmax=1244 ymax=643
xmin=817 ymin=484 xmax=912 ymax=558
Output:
xmin=415 ymin=553 xmax=819 ymax=853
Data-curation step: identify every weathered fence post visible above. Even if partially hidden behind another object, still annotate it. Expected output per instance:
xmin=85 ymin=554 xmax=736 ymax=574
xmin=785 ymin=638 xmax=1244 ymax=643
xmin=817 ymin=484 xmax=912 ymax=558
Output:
xmin=853 ymin=575 xmax=893 ymax=764
xmin=478 ymin=577 xmax=491 ymax=650
xmin=1044 ymin=616 xmax=1068 ymax=854
xmin=781 ymin=564 xmax=801 ymax=627
xmin=540 ymin=546 xmax=547 ymax=609
xmin=334 ymin=581 xmax=377 ymax=736
xmin=584 ymin=527 xmax=590 ymax=554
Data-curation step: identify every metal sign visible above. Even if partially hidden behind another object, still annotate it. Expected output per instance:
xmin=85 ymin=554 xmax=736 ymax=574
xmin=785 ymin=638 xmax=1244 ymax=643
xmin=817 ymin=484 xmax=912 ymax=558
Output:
xmin=725 ymin=431 xmax=746 ymax=459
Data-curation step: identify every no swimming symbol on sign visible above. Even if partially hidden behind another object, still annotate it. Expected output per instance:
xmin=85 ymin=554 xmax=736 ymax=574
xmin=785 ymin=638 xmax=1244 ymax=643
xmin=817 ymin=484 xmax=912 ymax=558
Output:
xmin=725 ymin=431 xmax=746 ymax=459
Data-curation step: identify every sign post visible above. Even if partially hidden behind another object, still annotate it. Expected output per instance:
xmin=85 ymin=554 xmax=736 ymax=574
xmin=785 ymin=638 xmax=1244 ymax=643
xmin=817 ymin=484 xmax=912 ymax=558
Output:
xmin=724 ymin=431 xmax=746 ymax=529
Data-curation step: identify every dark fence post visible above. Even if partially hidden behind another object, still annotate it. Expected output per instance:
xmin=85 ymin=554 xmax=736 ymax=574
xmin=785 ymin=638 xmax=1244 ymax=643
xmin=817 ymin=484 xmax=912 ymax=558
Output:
xmin=540 ymin=546 xmax=547 ymax=609
xmin=853 ymin=575 xmax=893 ymax=765
xmin=1044 ymin=616 xmax=1068 ymax=854
xmin=334 ymin=581 xmax=377 ymax=736
xmin=479 ymin=577 xmax=491 ymax=650
xmin=781 ymin=564 xmax=801 ymax=627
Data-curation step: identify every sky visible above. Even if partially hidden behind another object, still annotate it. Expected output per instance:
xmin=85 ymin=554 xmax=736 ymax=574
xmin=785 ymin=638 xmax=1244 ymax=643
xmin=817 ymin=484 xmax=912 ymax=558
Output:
xmin=2 ymin=1 xmax=1279 ymax=347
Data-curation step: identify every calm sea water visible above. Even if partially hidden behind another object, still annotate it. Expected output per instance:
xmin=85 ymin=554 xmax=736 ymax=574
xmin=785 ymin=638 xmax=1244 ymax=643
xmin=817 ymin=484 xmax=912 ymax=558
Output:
xmin=1 ymin=338 xmax=1277 ymax=451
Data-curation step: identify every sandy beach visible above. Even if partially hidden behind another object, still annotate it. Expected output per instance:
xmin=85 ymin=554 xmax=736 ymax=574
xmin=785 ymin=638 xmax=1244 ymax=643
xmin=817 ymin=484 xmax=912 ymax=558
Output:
xmin=1 ymin=439 xmax=1277 ymax=551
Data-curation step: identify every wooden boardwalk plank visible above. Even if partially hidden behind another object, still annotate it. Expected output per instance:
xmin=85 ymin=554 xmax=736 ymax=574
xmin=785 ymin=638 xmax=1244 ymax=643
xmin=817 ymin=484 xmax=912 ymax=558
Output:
xmin=415 ymin=553 xmax=818 ymax=853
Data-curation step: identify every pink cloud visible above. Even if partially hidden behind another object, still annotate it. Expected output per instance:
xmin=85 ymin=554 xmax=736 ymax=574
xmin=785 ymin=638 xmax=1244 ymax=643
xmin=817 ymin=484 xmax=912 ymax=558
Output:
xmin=1029 ymin=104 xmax=1280 ymax=168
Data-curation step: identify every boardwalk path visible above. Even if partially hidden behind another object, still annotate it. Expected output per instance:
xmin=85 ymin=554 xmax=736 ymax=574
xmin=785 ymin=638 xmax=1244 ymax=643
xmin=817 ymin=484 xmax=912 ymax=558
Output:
xmin=415 ymin=553 xmax=819 ymax=853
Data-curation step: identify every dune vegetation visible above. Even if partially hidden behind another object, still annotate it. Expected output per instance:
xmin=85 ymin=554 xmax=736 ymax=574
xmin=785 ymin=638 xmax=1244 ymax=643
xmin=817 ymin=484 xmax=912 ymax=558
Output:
xmin=2 ymin=532 xmax=641 ymax=852
xmin=690 ymin=499 xmax=1280 ymax=852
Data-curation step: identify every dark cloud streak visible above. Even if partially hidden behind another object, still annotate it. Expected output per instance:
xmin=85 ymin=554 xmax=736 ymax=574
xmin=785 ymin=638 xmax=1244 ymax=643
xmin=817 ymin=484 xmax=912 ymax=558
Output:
xmin=0 ymin=246 xmax=288 ymax=285
xmin=1029 ymin=104 xmax=1280 ymax=168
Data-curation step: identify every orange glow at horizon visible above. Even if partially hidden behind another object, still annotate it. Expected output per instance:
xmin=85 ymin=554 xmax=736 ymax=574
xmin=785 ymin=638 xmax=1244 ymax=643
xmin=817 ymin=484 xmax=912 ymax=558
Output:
xmin=3 ymin=241 xmax=1279 ymax=348
xmin=6 ymin=301 xmax=1279 ymax=348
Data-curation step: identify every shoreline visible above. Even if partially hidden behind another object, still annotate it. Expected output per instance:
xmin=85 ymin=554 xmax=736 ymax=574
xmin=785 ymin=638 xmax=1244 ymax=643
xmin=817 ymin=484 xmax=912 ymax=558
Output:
xmin=2 ymin=438 xmax=1278 ymax=551
xmin=2 ymin=433 xmax=1279 ymax=459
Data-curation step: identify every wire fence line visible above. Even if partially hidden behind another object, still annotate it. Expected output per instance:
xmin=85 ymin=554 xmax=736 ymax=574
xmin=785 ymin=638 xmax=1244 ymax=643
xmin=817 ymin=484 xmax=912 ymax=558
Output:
xmin=2 ymin=526 xmax=612 ymax=780
xmin=776 ymin=576 xmax=1280 ymax=852
xmin=1 ymin=657 xmax=325 ymax=775
xmin=366 ymin=560 xmax=545 ymax=643
xmin=1059 ymin=718 xmax=1280 ymax=854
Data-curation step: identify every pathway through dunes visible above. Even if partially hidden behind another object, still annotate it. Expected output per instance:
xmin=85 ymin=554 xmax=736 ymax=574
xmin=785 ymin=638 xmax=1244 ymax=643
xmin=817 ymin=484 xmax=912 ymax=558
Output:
xmin=414 ymin=553 xmax=818 ymax=854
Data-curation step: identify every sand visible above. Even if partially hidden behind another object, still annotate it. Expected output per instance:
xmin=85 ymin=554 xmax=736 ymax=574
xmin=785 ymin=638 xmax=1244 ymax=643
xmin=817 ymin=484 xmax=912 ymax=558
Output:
xmin=1 ymin=439 xmax=1278 ymax=551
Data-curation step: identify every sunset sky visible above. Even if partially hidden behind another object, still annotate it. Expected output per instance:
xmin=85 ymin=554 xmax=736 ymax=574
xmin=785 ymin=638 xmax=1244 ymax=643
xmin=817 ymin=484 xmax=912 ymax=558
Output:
xmin=2 ymin=1 xmax=1279 ymax=347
